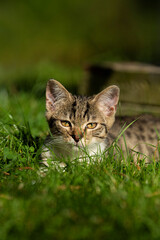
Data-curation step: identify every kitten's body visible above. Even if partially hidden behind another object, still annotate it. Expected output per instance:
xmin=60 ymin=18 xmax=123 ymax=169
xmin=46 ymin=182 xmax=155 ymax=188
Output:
xmin=41 ymin=80 xmax=160 ymax=166
xmin=110 ymin=115 xmax=160 ymax=161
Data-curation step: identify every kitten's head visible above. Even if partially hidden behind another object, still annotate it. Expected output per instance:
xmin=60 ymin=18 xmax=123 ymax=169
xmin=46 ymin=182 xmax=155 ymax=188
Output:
xmin=45 ymin=79 xmax=119 ymax=153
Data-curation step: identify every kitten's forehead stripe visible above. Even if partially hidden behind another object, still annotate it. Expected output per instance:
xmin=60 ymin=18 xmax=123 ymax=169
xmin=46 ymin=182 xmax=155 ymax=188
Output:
xmin=70 ymin=99 xmax=77 ymax=119
xmin=83 ymin=102 xmax=90 ymax=121
xmin=71 ymin=96 xmax=92 ymax=122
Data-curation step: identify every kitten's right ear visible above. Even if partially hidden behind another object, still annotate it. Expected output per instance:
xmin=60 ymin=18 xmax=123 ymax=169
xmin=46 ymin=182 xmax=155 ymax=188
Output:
xmin=91 ymin=85 xmax=120 ymax=129
xmin=46 ymin=79 xmax=72 ymax=111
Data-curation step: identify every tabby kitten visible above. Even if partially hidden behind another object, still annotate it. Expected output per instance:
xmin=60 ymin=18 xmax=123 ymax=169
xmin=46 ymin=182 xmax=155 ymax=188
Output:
xmin=41 ymin=79 xmax=119 ymax=166
xmin=41 ymin=79 xmax=160 ymax=166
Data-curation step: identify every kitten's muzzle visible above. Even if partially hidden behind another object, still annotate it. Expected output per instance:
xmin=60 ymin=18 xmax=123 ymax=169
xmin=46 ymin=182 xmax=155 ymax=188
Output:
xmin=71 ymin=130 xmax=83 ymax=143
xmin=71 ymin=134 xmax=82 ymax=143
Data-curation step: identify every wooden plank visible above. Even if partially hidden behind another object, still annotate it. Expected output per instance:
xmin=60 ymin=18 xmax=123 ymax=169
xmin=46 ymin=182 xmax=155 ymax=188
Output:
xmin=81 ymin=62 xmax=160 ymax=115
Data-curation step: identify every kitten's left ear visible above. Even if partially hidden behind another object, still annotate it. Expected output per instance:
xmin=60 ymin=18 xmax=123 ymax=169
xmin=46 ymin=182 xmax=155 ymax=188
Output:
xmin=46 ymin=79 xmax=72 ymax=112
xmin=92 ymin=85 xmax=120 ymax=128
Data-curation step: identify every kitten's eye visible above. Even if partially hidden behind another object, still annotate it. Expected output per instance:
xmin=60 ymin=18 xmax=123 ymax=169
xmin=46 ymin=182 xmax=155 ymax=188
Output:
xmin=86 ymin=123 xmax=97 ymax=129
xmin=61 ymin=120 xmax=71 ymax=128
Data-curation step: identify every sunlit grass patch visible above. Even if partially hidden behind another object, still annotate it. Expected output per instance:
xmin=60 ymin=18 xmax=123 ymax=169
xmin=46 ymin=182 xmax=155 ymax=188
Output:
xmin=0 ymin=114 xmax=42 ymax=173
xmin=1 ymin=95 xmax=160 ymax=240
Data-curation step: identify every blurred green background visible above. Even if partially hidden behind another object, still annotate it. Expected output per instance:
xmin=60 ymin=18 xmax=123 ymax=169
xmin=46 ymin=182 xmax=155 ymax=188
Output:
xmin=0 ymin=0 xmax=160 ymax=92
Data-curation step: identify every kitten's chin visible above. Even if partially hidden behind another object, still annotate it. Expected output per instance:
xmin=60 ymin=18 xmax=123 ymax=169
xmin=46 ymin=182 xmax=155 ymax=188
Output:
xmin=71 ymin=142 xmax=85 ymax=153
xmin=72 ymin=144 xmax=81 ymax=151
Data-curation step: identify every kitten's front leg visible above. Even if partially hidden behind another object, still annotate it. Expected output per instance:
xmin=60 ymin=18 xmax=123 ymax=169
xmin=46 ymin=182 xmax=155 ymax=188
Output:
xmin=41 ymin=143 xmax=67 ymax=171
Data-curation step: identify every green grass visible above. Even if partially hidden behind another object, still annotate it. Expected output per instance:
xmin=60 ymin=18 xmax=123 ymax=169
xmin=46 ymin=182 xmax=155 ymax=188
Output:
xmin=1 ymin=81 xmax=160 ymax=240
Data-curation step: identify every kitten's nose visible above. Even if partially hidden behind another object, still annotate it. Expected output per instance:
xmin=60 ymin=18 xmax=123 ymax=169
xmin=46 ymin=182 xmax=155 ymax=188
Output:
xmin=71 ymin=129 xmax=83 ymax=143
xmin=72 ymin=134 xmax=81 ymax=143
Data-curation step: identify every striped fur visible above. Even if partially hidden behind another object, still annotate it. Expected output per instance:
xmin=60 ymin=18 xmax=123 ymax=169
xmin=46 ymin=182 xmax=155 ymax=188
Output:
xmin=110 ymin=115 xmax=160 ymax=162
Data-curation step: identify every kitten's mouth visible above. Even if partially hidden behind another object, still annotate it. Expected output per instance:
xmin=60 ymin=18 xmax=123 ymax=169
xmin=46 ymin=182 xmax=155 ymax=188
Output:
xmin=72 ymin=142 xmax=87 ymax=150
xmin=72 ymin=142 xmax=82 ymax=150
xmin=74 ymin=143 xmax=80 ymax=148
